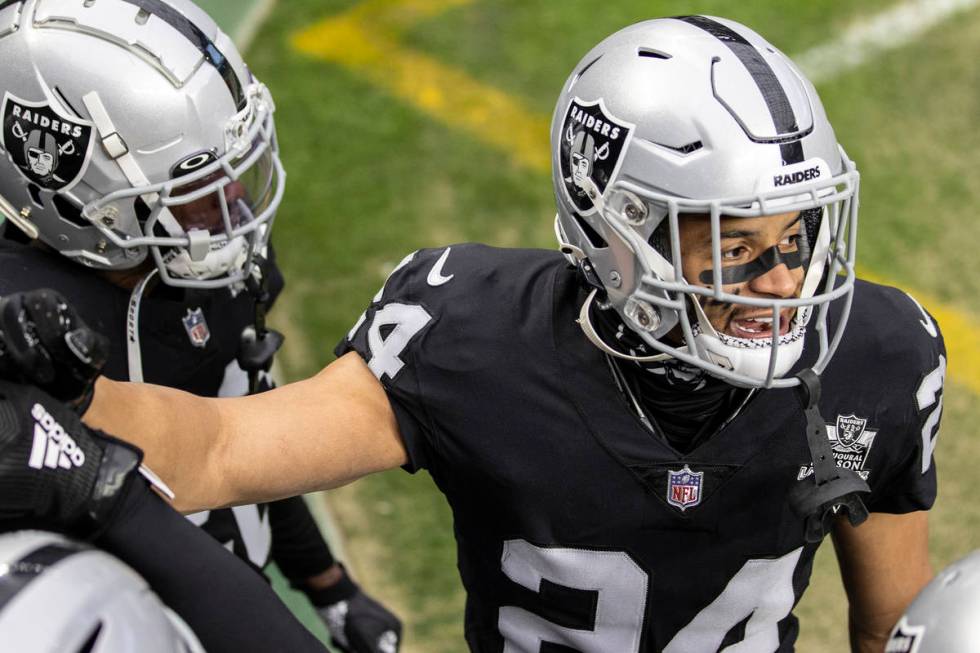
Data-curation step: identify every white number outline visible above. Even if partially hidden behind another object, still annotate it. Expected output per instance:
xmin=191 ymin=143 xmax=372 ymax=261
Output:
xmin=498 ymin=540 xmax=803 ymax=653
xmin=915 ymin=355 xmax=945 ymax=474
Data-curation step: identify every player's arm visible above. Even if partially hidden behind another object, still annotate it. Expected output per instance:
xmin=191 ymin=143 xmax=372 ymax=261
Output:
xmin=0 ymin=381 xmax=327 ymax=652
xmin=832 ymin=511 xmax=932 ymax=653
xmin=86 ymin=351 xmax=407 ymax=512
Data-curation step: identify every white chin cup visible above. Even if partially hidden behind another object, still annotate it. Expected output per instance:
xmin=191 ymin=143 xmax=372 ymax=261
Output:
xmin=164 ymin=236 xmax=249 ymax=280
xmin=692 ymin=319 xmax=807 ymax=383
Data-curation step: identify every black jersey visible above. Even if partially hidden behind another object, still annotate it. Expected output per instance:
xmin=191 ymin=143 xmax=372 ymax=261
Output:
xmin=337 ymin=244 xmax=943 ymax=653
xmin=0 ymin=237 xmax=282 ymax=569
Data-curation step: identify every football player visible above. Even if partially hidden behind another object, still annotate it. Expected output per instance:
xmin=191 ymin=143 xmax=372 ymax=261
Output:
xmin=0 ymin=15 xmax=945 ymax=653
xmin=0 ymin=530 xmax=207 ymax=652
xmin=0 ymin=1 xmax=399 ymax=651
xmin=886 ymin=550 xmax=980 ymax=653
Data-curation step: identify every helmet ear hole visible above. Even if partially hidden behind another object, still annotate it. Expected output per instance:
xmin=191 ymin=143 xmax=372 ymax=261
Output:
xmin=572 ymin=214 xmax=608 ymax=248
xmin=27 ymin=184 xmax=44 ymax=209
xmin=52 ymin=194 xmax=88 ymax=228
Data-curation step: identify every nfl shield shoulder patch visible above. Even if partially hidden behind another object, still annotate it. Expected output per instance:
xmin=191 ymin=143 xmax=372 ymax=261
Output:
xmin=182 ymin=308 xmax=211 ymax=348
xmin=667 ymin=464 xmax=704 ymax=511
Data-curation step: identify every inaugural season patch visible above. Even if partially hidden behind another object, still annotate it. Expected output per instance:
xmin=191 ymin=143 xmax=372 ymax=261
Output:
xmin=798 ymin=413 xmax=878 ymax=481
xmin=559 ymin=97 xmax=634 ymax=214
xmin=1 ymin=92 xmax=95 ymax=192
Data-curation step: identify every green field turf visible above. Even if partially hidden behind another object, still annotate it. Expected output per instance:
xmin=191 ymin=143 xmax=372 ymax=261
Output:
xmin=203 ymin=1 xmax=980 ymax=651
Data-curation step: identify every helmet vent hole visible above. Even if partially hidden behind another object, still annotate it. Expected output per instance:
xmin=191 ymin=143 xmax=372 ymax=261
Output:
xmin=571 ymin=55 xmax=603 ymax=88
xmin=27 ymin=183 xmax=44 ymax=209
xmin=648 ymin=221 xmax=672 ymax=263
xmin=52 ymin=195 xmax=88 ymax=228
xmin=648 ymin=139 xmax=703 ymax=155
xmin=78 ymin=623 xmax=104 ymax=653
xmin=572 ymin=214 xmax=607 ymax=249
xmin=134 ymin=9 xmax=151 ymax=25
xmin=53 ymin=88 xmax=82 ymax=119
xmin=637 ymin=48 xmax=672 ymax=60
xmin=134 ymin=197 xmax=151 ymax=226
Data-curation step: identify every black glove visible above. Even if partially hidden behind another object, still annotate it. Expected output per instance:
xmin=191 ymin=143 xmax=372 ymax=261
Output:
xmin=306 ymin=564 xmax=402 ymax=653
xmin=0 ymin=380 xmax=141 ymax=536
xmin=0 ymin=289 xmax=108 ymax=412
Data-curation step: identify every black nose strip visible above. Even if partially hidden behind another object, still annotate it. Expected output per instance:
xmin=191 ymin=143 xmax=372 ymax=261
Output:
xmin=699 ymin=245 xmax=802 ymax=285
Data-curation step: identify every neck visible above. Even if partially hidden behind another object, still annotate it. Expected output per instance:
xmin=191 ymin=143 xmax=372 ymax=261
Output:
xmin=99 ymin=261 xmax=156 ymax=290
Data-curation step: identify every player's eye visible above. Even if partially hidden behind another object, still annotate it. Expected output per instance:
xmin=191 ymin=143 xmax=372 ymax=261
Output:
xmin=778 ymin=234 xmax=801 ymax=251
xmin=721 ymin=245 xmax=748 ymax=261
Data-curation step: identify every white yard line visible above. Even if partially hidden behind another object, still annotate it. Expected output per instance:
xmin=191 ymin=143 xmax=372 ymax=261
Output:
xmin=795 ymin=0 xmax=980 ymax=84
xmin=234 ymin=0 xmax=278 ymax=51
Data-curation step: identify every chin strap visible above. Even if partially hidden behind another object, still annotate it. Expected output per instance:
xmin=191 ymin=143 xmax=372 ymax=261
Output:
xmin=122 ymin=269 xmax=175 ymax=501
xmin=238 ymin=255 xmax=284 ymax=394
xmin=789 ymin=368 xmax=870 ymax=543
xmin=577 ymin=289 xmax=673 ymax=364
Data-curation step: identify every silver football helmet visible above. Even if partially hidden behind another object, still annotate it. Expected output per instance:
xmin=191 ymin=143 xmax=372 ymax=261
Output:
xmin=887 ymin=550 xmax=980 ymax=653
xmin=0 ymin=0 xmax=284 ymax=288
xmin=0 ymin=530 xmax=204 ymax=652
xmin=552 ymin=16 xmax=859 ymax=388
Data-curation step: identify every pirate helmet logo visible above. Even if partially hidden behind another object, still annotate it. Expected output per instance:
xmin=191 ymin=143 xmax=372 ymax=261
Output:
xmin=1 ymin=92 xmax=94 ymax=192
xmin=25 ymin=130 xmax=60 ymax=179
xmin=559 ymin=97 xmax=634 ymax=214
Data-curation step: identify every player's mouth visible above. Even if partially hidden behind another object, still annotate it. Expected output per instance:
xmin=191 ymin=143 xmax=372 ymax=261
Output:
xmin=728 ymin=309 xmax=796 ymax=339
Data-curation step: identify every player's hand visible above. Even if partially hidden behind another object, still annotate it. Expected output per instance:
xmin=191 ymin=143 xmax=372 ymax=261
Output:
xmin=0 ymin=380 xmax=141 ymax=534
xmin=309 ymin=565 xmax=402 ymax=653
xmin=0 ymin=290 xmax=108 ymax=412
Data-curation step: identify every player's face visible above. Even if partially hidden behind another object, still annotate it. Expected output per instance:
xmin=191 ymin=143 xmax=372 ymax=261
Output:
xmin=170 ymin=172 xmax=248 ymax=233
xmin=677 ymin=210 xmax=805 ymax=339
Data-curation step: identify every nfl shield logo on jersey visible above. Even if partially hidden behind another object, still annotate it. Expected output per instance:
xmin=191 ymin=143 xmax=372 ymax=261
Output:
xmin=667 ymin=464 xmax=704 ymax=511
xmin=182 ymin=308 xmax=210 ymax=348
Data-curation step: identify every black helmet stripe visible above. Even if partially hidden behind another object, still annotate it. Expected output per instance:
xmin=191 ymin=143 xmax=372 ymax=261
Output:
xmin=121 ymin=0 xmax=246 ymax=109
xmin=674 ymin=15 xmax=804 ymax=165
xmin=0 ymin=542 xmax=86 ymax=610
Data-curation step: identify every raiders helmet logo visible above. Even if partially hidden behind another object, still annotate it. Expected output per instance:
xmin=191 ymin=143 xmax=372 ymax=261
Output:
xmin=1 ymin=92 xmax=95 ymax=192
xmin=559 ymin=97 xmax=634 ymax=214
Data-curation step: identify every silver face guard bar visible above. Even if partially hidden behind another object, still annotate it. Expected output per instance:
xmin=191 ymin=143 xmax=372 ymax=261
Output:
xmin=575 ymin=148 xmax=860 ymax=389
xmin=80 ymin=84 xmax=285 ymax=288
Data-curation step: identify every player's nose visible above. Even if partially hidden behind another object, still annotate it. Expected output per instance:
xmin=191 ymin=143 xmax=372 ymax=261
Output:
xmin=748 ymin=263 xmax=798 ymax=298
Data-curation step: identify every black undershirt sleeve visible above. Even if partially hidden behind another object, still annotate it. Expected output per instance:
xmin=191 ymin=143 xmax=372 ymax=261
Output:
xmin=96 ymin=480 xmax=326 ymax=652
xmin=268 ymin=495 xmax=336 ymax=584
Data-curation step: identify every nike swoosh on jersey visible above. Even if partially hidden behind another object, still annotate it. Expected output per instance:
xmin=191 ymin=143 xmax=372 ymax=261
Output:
xmin=427 ymin=247 xmax=455 ymax=287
